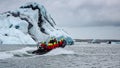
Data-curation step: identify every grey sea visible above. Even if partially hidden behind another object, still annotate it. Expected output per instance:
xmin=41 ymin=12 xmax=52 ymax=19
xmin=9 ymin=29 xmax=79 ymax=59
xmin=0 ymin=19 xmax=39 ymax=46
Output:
xmin=0 ymin=43 xmax=120 ymax=68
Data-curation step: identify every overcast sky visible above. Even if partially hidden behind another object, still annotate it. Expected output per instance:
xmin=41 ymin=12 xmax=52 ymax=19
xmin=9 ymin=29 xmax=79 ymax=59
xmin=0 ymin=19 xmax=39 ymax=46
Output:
xmin=0 ymin=0 xmax=120 ymax=27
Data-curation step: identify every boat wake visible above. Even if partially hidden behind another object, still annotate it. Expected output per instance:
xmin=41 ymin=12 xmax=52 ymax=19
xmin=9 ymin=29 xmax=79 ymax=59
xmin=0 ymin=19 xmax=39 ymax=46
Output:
xmin=0 ymin=47 xmax=75 ymax=59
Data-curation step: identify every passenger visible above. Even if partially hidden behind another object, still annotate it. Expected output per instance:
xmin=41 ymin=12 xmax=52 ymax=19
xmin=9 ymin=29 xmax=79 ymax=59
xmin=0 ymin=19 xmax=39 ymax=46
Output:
xmin=53 ymin=38 xmax=57 ymax=47
xmin=59 ymin=39 xmax=63 ymax=46
xmin=47 ymin=38 xmax=54 ymax=50
xmin=40 ymin=42 xmax=46 ymax=49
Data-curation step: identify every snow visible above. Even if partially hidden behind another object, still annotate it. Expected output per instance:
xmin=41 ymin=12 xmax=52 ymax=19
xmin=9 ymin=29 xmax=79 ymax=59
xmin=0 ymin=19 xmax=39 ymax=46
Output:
xmin=0 ymin=28 xmax=36 ymax=44
xmin=0 ymin=2 xmax=74 ymax=44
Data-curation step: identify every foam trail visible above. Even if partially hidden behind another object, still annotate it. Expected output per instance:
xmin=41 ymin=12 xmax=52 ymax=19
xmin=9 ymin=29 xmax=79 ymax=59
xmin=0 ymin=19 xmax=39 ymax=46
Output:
xmin=0 ymin=47 xmax=75 ymax=59
xmin=0 ymin=52 xmax=13 ymax=59
xmin=9 ymin=47 xmax=36 ymax=54
xmin=0 ymin=47 xmax=37 ymax=59
xmin=44 ymin=48 xmax=75 ymax=56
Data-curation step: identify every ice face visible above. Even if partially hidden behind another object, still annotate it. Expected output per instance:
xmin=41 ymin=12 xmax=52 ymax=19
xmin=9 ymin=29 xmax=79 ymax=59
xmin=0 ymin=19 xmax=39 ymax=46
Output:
xmin=0 ymin=2 xmax=74 ymax=45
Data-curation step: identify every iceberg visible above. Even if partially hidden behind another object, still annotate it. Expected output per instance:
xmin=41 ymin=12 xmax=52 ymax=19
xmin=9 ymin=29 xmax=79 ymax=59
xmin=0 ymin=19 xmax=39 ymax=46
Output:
xmin=0 ymin=2 xmax=74 ymax=45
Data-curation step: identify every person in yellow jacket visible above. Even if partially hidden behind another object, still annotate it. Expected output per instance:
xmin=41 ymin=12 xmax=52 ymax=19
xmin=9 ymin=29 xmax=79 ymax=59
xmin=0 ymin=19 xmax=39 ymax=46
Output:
xmin=47 ymin=37 xmax=54 ymax=50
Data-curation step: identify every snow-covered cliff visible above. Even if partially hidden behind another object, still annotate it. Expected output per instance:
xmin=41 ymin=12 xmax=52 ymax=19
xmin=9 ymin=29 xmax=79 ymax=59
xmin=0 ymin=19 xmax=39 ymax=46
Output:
xmin=0 ymin=2 xmax=74 ymax=45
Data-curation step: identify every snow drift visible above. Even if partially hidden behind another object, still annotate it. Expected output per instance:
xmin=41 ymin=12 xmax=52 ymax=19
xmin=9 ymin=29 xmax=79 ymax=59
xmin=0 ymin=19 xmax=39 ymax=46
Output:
xmin=0 ymin=2 xmax=74 ymax=45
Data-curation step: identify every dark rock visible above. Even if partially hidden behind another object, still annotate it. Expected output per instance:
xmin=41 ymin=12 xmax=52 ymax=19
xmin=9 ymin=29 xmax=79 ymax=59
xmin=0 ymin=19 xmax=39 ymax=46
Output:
xmin=9 ymin=24 xmax=13 ymax=28
xmin=15 ymin=25 xmax=20 ymax=29
xmin=4 ymin=34 xmax=8 ymax=36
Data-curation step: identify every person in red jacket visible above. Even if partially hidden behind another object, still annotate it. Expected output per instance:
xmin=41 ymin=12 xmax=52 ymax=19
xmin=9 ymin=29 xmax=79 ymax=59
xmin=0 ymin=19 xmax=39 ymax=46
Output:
xmin=58 ymin=38 xmax=66 ymax=48
xmin=40 ymin=42 xmax=47 ymax=49
xmin=59 ymin=39 xmax=63 ymax=47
